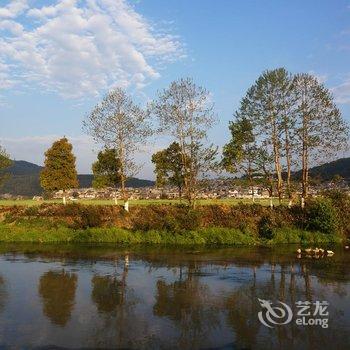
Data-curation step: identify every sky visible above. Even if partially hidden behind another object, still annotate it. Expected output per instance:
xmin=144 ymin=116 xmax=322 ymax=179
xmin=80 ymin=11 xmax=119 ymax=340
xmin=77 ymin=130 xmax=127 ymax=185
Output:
xmin=0 ymin=0 xmax=349 ymax=179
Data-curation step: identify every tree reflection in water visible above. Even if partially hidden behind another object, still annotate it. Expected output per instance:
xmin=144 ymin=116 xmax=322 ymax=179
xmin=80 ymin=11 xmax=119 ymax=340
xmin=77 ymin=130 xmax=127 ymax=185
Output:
xmin=91 ymin=275 xmax=123 ymax=314
xmin=89 ymin=255 xmax=144 ymax=348
xmin=0 ymin=275 xmax=6 ymax=314
xmin=38 ymin=270 xmax=77 ymax=326
xmin=224 ymin=261 xmax=349 ymax=350
xmin=0 ymin=245 xmax=348 ymax=349
xmin=153 ymin=263 xmax=222 ymax=349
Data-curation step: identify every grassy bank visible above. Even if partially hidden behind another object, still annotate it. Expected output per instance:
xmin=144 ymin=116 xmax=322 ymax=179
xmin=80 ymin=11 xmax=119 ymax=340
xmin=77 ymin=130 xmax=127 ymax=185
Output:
xmin=0 ymin=221 xmax=342 ymax=245
xmin=0 ymin=193 xmax=347 ymax=245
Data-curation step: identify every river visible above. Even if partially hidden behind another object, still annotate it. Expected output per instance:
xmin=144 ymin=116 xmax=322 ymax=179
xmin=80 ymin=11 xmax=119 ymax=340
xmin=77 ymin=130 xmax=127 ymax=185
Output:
xmin=0 ymin=243 xmax=349 ymax=349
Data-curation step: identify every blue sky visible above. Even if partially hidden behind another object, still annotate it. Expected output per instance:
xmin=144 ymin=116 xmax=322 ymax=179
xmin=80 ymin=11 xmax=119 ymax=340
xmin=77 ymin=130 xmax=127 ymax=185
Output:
xmin=0 ymin=0 xmax=349 ymax=179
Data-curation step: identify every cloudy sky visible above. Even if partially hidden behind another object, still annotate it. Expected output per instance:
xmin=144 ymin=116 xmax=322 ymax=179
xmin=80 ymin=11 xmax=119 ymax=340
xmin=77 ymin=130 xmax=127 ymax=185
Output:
xmin=0 ymin=0 xmax=349 ymax=179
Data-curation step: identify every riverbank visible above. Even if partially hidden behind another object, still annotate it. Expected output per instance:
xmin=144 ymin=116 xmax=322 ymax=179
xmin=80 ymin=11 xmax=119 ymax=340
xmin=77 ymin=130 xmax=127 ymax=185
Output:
xmin=0 ymin=197 xmax=347 ymax=245
xmin=0 ymin=221 xmax=342 ymax=245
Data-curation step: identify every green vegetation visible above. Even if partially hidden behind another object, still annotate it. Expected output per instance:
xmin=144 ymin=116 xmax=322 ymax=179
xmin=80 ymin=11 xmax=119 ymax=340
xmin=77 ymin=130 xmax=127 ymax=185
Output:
xmin=0 ymin=221 xmax=340 ymax=245
xmin=92 ymin=148 xmax=121 ymax=189
xmin=152 ymin=142 xmax=185 ymax=198
xmin=0 ymin=146 xmax=12 ymax=188
xmin=0 ymin=195 xmax=347 ymax=245
xmin=40 ymin=138 xmax=79 ymax=204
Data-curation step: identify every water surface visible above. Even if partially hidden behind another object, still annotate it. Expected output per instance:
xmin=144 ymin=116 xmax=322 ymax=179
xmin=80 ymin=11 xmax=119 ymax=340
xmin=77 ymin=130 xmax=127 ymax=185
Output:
xmin=0 ymin=243 xmax=349 ymax=349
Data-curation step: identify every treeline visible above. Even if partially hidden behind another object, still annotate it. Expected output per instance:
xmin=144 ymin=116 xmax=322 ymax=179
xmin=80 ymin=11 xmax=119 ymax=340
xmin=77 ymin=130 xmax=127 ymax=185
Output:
xmin=1 ymin=69 xmax=349 ymax=207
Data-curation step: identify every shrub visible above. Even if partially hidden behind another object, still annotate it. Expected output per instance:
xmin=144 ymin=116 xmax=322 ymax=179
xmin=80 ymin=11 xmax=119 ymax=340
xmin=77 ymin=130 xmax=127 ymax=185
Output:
xmin=72 ymin=206 xmax=105 ymax=229
xmin=322 ymin=190 xmax=350 ymax=236
xmin=305 ymin=198 xmax=338 ymax=235
xmin=258 ymin=215 xmax=275 ymax=239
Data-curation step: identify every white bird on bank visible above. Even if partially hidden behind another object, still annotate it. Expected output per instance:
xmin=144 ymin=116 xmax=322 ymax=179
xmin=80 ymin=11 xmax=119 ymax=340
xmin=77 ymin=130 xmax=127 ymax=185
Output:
xmin=326 ymin=250 xmax=334 ymax=256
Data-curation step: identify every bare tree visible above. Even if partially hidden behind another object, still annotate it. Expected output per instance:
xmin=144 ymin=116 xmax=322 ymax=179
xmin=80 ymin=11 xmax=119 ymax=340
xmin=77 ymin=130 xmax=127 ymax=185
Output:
xmin=83 ymin=88 xmax=151 ymax=207
xmin=293 ymin=74 xmax=349 ymax=204
xmin=151 ymin=78 xmax=217 ymax=206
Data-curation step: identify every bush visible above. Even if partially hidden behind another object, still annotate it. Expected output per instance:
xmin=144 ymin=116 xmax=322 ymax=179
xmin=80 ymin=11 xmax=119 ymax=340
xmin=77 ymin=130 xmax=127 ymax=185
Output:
xmin=323 ymin=190 xmax=350 ymax=236
xmin=72 ymin=206 xmax=105 ymax=229
xmin=258 ymin=215 xmax=275 ymax=239
xmin=305 ymin=198 xmax=339 ymax=235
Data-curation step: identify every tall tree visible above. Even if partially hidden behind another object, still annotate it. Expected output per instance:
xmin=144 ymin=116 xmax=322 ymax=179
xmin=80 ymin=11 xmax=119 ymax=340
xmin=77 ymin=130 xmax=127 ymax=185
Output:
xmin=40 ymin=137 xmax=78 ymax=204
xmin=293 ymin=73 xmax=349 ymax=203
xmin=0 ymin=146 xmax=12 ymax=188
xmin=92 ymin=148 xmax=121 ymax=203
xmin=222 ymin=116 xmax=259 ymax=201
xmin=151 ymin=142 xmax=185 ymax=198
xmin=151 ymin=78 xmax=217 ymax=206
xmin=239 ymin=68 xmax=295 ymax=203
xmin=84 ymin=88 xmax=151 ymax=209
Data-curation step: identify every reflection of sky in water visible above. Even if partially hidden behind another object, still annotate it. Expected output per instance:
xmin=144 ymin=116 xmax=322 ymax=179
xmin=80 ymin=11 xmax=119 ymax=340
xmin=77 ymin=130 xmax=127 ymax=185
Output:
xmin=0 ymin=246 xmax=349 ymax=349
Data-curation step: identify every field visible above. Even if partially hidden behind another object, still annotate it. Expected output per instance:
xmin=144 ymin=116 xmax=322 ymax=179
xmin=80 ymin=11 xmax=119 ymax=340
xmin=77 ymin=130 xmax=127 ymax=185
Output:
xmin=0 ymin=197 xmax=287 ymax=207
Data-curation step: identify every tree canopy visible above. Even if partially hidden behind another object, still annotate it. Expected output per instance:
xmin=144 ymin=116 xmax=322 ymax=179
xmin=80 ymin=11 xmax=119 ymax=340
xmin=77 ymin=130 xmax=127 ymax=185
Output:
xmin=40 ymin=137 xmax=78 ymax=192
xmin=84 ymin=88 xmax=151 ymax=200
xmin=92 ymin=149 xmax=121 ymax=189
xmin=151 ymin=77 xmax=218 ymax=206
xmin=0 ymin=146 xmax=12 ymax=188
xmin=152 ymin=142 xmax=185 ymax=197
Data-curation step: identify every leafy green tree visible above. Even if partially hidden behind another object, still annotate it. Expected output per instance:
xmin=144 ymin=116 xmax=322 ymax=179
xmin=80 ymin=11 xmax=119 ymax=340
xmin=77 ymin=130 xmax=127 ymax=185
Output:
xmin=40 ymin=137 xmax=78 ymax=204
xmin=92 ymin=149 xmax=122 ymax=203
xmin=222 ymin=117 xmax=260 ymax=201
xmin=0 ymin=146 xmax=12 ymax=188
xmin=151 ymin=142 xmax=185 ymax=198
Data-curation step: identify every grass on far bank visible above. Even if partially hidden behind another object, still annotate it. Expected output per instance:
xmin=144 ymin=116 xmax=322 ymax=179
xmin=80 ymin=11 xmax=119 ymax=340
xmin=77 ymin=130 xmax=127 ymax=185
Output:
xmin=0 ymin=197 xmax=288 ymax=207
xmin=0 ymin=220 xmax=341 ymax=246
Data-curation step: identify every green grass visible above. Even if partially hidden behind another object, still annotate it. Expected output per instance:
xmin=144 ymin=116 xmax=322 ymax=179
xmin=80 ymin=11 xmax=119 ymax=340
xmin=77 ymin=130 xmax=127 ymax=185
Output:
xmin=0 ymin=197 xmax=288 ymax=207
xmin=0 ymin=220 xmax=340 ymax=246
xmin=268 ymin=228 xmax=343 ymax=245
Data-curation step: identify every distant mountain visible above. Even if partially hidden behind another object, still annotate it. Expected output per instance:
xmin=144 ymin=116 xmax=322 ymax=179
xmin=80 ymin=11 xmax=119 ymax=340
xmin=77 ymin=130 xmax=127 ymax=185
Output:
xmin=1 ymin=157 xmax=349 ymax=197
xmin=0 ymin=160 xmax=155 ymax=197
xmin=293 ymin=157 xmax=350 ymax=181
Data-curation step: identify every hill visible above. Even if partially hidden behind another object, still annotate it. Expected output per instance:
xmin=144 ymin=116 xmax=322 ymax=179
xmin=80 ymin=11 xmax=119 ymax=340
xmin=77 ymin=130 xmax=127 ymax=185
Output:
xmin=293 ymin=157 xmax=350 ymax=181
xmin=1 ymin=157 xmax=349 ymax=197
xmin=0 ymin=160 xmax=155 ymax=197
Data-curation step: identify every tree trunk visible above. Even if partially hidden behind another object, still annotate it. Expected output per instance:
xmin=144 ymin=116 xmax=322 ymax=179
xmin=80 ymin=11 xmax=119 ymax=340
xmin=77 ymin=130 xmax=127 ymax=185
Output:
xmin=272 ymin=120 xmax=283 ymax=204
xmin=178 ymin=186 xmax=182 ymax=201
xmin=62 ymin=190 xmax=67 ymax=205
xmin=301 ymin=115 xmax=309 ymax=206
xmin=285 ymin=127 xmax=292 ymax=200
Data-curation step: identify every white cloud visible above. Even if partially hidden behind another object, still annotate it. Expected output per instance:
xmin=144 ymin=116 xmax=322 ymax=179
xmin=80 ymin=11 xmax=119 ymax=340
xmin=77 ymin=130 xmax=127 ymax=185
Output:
xmin=0 ymin=0 xmax=28 ymax=18
xmin=0 ymin=0 xmax=184 ymax=98
xmin=332 ymin=78 xmax=350 ymax=104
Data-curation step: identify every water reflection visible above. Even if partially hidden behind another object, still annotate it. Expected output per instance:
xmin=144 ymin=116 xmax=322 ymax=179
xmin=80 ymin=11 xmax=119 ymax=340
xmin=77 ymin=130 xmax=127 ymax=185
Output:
xmin=0 ymin=244 xmax=348 ymax=349
xmin=153 ymin=265 xmax=222 ymax=349
xmin=38 ymin=270 xmax=77 ymax=326
xmin=0 ymin=275 xmax=6 ymax=314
